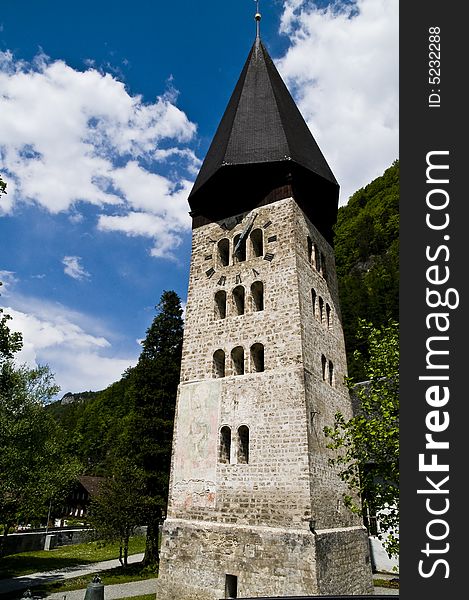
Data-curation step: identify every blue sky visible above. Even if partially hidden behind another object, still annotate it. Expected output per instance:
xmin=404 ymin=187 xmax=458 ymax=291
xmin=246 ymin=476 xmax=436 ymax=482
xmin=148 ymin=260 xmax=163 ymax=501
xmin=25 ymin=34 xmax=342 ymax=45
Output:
xmin=0 ymin=0 xmax=398 ymax=395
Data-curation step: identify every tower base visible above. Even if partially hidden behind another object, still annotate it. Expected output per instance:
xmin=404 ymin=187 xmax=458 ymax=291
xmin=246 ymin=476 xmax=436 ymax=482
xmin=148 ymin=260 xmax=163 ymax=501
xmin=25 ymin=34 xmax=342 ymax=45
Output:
xmin=156 ymin=518 xmax=374 ymax=599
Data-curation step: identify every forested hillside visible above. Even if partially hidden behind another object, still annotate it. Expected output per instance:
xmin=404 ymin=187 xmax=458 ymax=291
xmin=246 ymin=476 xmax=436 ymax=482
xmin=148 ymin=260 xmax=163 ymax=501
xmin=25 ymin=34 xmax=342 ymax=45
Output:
xmin=47 ymin=374 xmax=135 ymax=475
xmin=334 ymin=160 xmax=399 ymax=380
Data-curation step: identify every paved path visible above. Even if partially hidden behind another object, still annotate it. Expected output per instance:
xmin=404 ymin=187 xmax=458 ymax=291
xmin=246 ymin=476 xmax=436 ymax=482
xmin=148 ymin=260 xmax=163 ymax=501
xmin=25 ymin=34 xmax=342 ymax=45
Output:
xmin=46 ymin=578 xmax=156 ymax=600
xmin=0 ymin=554 xmax=144 ymax=596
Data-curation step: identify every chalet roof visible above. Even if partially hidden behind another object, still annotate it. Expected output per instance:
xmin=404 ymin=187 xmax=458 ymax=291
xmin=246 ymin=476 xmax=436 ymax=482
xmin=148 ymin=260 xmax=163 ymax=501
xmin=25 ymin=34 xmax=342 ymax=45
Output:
xmin=187 ymin=36 xmax=339 ymax=242
xmin=78 ymin=476 xmax=105 ymax=497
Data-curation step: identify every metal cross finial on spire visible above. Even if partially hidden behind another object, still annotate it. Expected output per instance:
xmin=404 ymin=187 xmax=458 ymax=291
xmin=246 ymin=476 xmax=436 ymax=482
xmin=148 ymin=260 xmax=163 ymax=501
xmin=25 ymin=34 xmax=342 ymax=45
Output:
xmin=254 ymin=0 xmax=261 ymax=38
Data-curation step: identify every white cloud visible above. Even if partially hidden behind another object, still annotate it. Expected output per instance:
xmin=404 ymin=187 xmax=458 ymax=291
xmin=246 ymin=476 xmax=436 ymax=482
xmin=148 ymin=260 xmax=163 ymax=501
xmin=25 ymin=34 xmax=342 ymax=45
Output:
xmin=62 ymin=256 xmax=90 ymax=280
xmin=0 ymin=270 xmax=18 ymax=292
xmin=3 ymin=294 xmax=138 ymax=395
xmin=97 ymin=172 xmax=193 ymax=258
xmin=278 ymin=0 xmax=398 ymax=204
xmin=0 ymin=50 xmax=198 ymax=257
xmin=37 ymin=348 xmax=133 ymax=396
xmin=68 ymin=212 xmax=84 ymax=224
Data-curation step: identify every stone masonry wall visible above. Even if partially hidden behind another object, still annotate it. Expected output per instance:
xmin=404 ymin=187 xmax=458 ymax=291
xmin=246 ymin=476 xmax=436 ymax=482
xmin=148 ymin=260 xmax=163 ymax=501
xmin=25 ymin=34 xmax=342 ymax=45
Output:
xmin=180 ymin=199 xmax=304 ymax=383
xmin=168 ymin=367 xmax=312 ymax=529
xmin=315 ymin=526 xmax=374 ymax=595
xmin=292 ymin=200 xmax=362 ymax=530
xmin=157 ymin=518 xmax=319 ymax=599
xmin=157 ymin=519 xmax=373 ymax=598
xmin=158 ymin=196 xmax=374 ymax=599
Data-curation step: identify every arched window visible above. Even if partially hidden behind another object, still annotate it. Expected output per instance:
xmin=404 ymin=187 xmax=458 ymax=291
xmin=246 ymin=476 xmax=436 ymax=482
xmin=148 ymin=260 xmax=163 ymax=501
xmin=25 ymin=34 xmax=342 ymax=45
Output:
xmin=321 ymin=252 xmax=327 ymax=279
xmin=311 ymin=244 xmax=321 ymax=273
xmin=213 ymin=349 xmax=225 ymax=378
xmin=311 ymin=289 xmax=317 ymax=318
xmin=218 ymin=238 xmax=230 ymax=267
xmin=231 ymin=346 xmax=244 ymax=375
xmin=328 ymin=360 xmax=334 ymax=386
xmin=250 ymin=343 xmax=264 ymax=373
xmin=219 ymin=426 xmax=231 ymax=464
xmin=321 ymin=354 xmax=327 ymax=381
xmin=250 ymin=228 xmax=263 ymax=258
xmin=233 ymin=234 xmax=246 ymax=262
xmin=251 ymin=281 xmax=264 ymax=312
xmin=307 ymin=236 xmax=313 ymax=262
xmin=326 ymin=303 xmax=332 ymax=329
xmin=314 ymin=243 xmax=321 ymax=271
xmin=232 ymin=286 xmax=245 ymax=316
xmin=237 ymin=425 xmax=249 ymax=464
xmin=318 ymin=297 xmax=324 ymax=324
xmin=215 ymin=290 xmax=227 ymax=319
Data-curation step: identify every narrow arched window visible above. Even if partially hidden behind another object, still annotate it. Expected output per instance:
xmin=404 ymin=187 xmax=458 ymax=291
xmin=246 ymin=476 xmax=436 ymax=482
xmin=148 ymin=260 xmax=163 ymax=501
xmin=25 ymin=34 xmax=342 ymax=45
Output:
xmin=318 ymin=297 xmax=324 ymax=324
xmin=251 ymin=281 xmax=264 ymax=312
xmin=311 ymin=289 xmax=317 ymax=318
xmin=307 ymin=236 xmax=313 ymax=262
xmin=321 ymin=354 xmax=327 ymax=381
xmin=250 ymin=343 xmax=264 ymax=373
xmin=218 ymin=238 xmax=230 ymax=267
xmin=231 ymin=346 xmax=244 ymax=375
xmin=219 ymin=426 xmax=231 ymax=464
xmin=314 ymin=243 xmax=321 ymax=271
xmin=233 ymin=234 xmax=246 ymax=262
xmin=238 ymin=426 xmax=249 ymax=464
xmin=215 ymin=290 xmax=227 ymax=319
xmin=213 ymin=349 xmax=225 ymax=378
xmin=250 ymin=228 xmax=263 ymax=258
xmin=326 ymin=303 xmax=332 ymax=329
xmin=328 ymin=360 xmax=334 ymax=386
xmin=232 ymin=286 xmax=245 ymax=316
xmin=321 ymin=252 xmax=327 ymax=279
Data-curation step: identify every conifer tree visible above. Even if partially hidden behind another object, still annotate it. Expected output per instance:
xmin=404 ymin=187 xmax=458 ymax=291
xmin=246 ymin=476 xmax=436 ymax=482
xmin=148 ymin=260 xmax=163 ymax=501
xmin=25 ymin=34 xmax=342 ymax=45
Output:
xmin=127 ymin=290 xmax=184 ymax=568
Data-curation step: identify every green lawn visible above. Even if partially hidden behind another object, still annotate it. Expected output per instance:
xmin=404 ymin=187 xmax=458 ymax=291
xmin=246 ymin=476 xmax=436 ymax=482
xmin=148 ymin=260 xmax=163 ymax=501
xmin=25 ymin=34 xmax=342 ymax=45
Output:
xmin=374 ymin=577 xmax=399 ymax=589
xmin=0 ymin=536 xmax=146 ymax=579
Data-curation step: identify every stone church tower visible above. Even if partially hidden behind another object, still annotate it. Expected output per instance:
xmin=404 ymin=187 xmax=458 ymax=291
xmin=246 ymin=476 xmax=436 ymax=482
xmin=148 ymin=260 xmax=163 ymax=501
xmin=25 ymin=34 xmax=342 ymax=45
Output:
xmin=157 ymin=18 xmax=374 ymax=600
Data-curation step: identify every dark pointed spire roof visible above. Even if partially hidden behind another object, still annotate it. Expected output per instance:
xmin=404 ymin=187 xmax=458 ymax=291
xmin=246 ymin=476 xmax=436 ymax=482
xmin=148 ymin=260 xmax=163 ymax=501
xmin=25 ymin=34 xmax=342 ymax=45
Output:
xmin=188 ymin=37 xmax=339 ymax=243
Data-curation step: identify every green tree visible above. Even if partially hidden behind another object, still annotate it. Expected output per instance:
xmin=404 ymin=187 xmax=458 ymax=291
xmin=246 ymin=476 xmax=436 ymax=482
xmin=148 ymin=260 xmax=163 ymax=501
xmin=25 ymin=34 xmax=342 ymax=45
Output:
xmin=126 ymin=290 xmax=184 ymax=568
xmin=0 ymin=286 xmax=81 ymax=547
xmin=0 ymin=176 xmax=6 ymax=197
xmin=88 ymin=459 xmax=147 ymax=567
xmin=324 ymin=320 xmax=399 ymax=559
xmin=1 ymin=284 xmax=22 ymax=360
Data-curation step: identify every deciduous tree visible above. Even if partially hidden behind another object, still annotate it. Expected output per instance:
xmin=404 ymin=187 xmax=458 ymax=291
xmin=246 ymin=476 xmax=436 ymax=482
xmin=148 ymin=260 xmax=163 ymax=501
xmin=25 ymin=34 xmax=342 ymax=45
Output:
xmin=88 ymin=459 xmax=147 ymax=567
xmin=324 ymin=319 xmax=399 ymax=558
xmin=0 ymin=286 xmax=81 ymax=547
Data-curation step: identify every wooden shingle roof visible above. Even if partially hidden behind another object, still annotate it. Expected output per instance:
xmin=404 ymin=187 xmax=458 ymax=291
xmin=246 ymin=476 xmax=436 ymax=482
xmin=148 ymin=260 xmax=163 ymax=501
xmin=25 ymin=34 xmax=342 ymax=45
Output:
xmin=188 ymin=37 xmax=339 ymax=242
